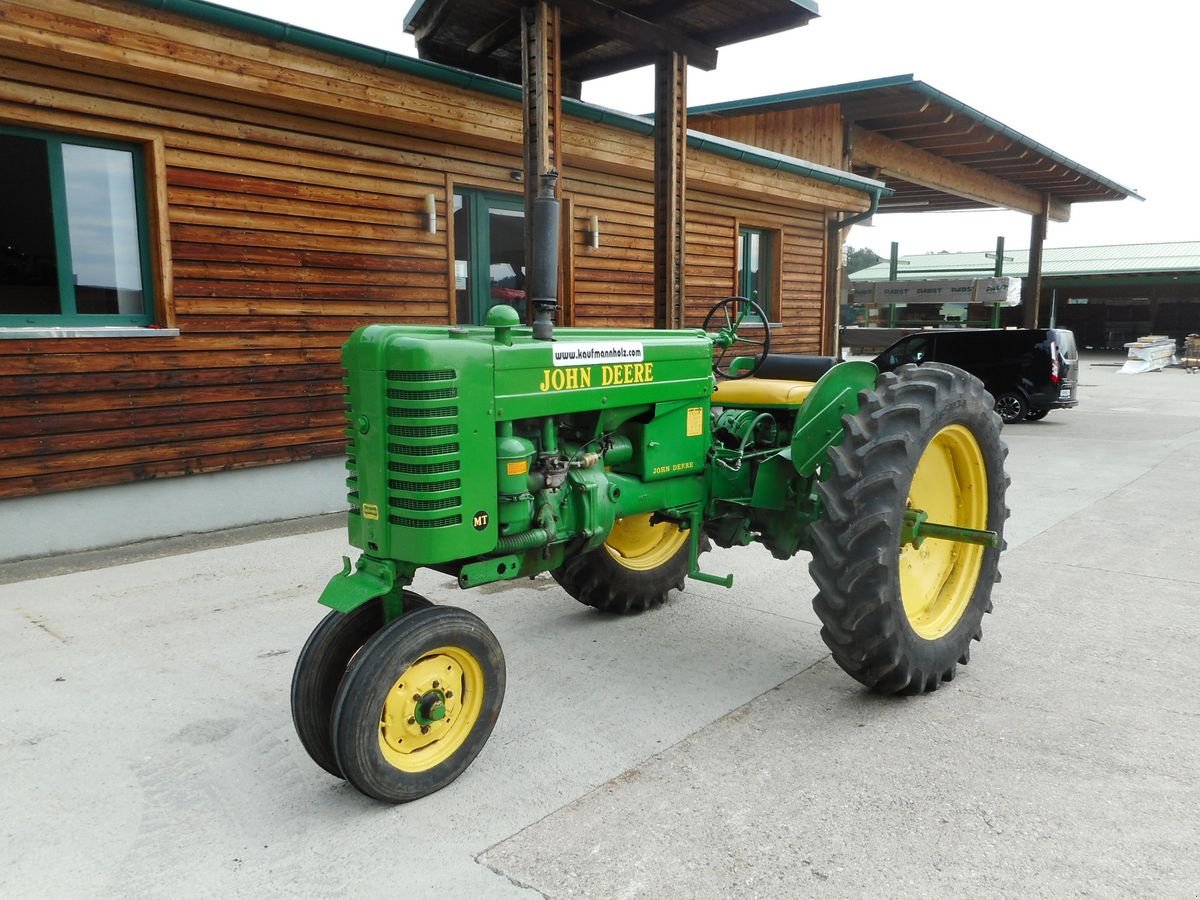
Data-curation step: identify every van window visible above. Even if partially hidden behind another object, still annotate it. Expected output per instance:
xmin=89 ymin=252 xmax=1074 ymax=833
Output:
xmin=1051 ymin=328 xmax=1077 ymax=361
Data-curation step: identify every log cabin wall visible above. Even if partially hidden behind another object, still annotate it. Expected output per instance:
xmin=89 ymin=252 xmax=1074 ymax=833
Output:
xmin=688 ymin=105 xmax=845 ymax=169
xmin=0 ymin=0 xmax=868 ymax=502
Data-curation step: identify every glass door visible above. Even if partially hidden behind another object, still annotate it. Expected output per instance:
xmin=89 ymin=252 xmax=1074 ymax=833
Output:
xmin=453 ymin=190 xmax=526 ymax=324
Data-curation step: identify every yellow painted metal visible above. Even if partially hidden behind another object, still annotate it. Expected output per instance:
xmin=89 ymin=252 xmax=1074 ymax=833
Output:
xmin=899 ymin=424 xmax=988 ymax=640
xmin=712 ymin=378 xmax=816 ymax=408
xmin=377 ymin=646 xmax=484 ymax=772
xmin=604 ymin=513 xmax=689 ymax=571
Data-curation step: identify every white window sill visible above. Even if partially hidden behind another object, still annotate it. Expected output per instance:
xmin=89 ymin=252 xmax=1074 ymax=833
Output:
xmin=0 ymin=326 xmax=180 ymax=339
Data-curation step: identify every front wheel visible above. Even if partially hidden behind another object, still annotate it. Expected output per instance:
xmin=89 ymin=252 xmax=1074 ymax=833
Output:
xmin=809 ymin=363 xmax=1010 ymax=694
xmin=291 ymin=591 xmax=431 ymax=778
xmin=332 ymin=605 xmax=505 ymax=802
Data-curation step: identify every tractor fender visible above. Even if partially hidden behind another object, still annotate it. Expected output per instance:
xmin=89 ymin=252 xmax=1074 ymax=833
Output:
xmin=789 ymin=360 xmax=878 ymax=477
xmin=318 ymin=555 xmax=398 ymax=613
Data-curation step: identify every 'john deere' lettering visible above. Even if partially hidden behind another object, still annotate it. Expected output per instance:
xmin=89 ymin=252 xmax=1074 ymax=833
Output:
xmin=538 ymin=362 xmax=654 ymax=392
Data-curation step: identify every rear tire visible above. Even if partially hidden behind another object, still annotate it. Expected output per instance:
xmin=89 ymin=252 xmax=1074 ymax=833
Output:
xmin=809 ymin=363 xmax=1010 ymax=694
xmin=552 ymin=513 xmax=703 ymax=613
xmin=1024 ymin=407 xmax=1050 ymax=421
xmin=994 ymin=391 xmax=1027 ymax=424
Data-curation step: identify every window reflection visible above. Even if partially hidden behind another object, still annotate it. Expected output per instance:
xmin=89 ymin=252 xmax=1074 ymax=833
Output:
xmin=62 ymin=143 xmax=145 ymax=316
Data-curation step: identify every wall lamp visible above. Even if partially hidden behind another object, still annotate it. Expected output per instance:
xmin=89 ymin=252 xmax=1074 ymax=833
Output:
xmin=424 ymin=193 xmax=437 ymax=234
xmin=586 ymin=214 xmax=600 ymax=249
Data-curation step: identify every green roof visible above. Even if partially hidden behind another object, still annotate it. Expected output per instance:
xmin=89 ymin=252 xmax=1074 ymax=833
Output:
xmin=127 ymin=0 xmax=883 ymax=200
xmin=852 ymin=242 xmax=1200 ymax=281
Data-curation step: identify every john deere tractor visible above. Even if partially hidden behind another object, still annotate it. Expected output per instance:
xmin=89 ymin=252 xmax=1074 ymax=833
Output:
xmin=291 ymin=294 xmax=1009 ymax=803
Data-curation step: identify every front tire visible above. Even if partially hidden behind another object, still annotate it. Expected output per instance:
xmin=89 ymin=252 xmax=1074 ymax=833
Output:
xmin=291 ymin=592 xmax=432 ymax=778
xmin=552 ymin=513 xmax=699 ymax=613
xmin=809 ymin=363 xmax=1009 ymax=694
xmin=332 ymin=605 xmax=505 ymax=803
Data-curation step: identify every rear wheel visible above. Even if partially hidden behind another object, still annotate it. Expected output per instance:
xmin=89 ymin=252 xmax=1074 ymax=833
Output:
xmin=994 ymin=391 xmax=1027 ymax=424
xmin=332 ymin=605 xmax=504 ymax=803
xmin=1025 ymin=407 xmax=1050 ymax=421
xmin=291 ymin=591 xmax=431 ymax=778
xmin=809 ymin=363 xmax=1009 ymax=694
xmin=552 ymin=513 xmax=700 ymax=613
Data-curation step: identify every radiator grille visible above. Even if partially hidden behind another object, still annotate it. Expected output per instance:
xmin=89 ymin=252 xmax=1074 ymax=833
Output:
xmin=387 ymin=423 xmax=459 ymax=439
xmin=389 ymin=478 xmax=461 ymax=493
xmin=390 ymin=514 xmax=462 ymax=528
xmin=381 ymin=369 xmax=463 ymax=529
xmin=387 ymin=369 xmax=455 ymax=382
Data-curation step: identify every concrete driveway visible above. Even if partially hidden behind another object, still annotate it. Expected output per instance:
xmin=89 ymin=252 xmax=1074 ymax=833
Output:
xmin=3 ymin=355 xmax=1198 ymax=898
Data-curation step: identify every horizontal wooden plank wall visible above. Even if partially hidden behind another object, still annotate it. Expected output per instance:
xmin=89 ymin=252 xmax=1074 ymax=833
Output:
xmin=0 ymin=0 xmax=853 ymax=499
xmin=689 ymin=105 xmax=845 ymax=170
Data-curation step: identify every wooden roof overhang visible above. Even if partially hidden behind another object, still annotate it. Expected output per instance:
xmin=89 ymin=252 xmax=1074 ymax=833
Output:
xmin=689 ymin=74 xmax=1142 ymax=224
xmin=404 ymin=0 xmax=820 ymax=88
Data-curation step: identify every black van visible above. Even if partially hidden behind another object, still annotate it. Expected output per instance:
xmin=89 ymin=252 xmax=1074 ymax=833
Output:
xmin=874 ymin=328 xmax=1078 ymax=424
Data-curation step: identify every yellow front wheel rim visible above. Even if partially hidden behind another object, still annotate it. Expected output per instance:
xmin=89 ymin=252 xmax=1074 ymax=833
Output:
xmin=603 ymin=514 xmax=689 ymax=571
xmin=899 ymin=424 xmax=989 ymax=640
xmin=377 ymin=645 xmax=484 ymax=772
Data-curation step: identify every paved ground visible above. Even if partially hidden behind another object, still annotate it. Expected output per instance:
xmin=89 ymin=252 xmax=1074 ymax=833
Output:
xmin=3 ymin=354 xmax=1198 ymax=898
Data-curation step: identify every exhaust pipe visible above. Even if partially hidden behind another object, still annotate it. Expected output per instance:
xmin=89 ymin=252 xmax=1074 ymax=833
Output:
xmin=530 ymin=172 xmax=560 ymax=341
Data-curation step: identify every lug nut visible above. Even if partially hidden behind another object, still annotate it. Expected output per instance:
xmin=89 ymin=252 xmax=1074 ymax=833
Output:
xmin=407 ymin=717 xmax=416 ymax=725
xmin=420 ymin=725 xmax=430 ymax=735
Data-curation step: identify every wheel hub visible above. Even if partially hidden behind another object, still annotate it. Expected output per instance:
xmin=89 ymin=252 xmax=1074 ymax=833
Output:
xmin=379 ymin=651 xmax=478 ymax=767
xmin=899 ymin=424 xmax=989 ymax=640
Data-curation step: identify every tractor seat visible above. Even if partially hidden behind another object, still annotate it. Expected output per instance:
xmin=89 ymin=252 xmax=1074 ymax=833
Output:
xmin=712 ymin=354 xmax=838 ymax=408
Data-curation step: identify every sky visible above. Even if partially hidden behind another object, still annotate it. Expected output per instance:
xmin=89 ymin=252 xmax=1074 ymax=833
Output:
xmin=214 ymin=0 xmax=1193 ymax=258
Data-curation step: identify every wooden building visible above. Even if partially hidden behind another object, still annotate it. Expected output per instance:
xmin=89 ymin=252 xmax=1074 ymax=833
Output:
xmin=0 ymin=0 xmax=885 ymax=559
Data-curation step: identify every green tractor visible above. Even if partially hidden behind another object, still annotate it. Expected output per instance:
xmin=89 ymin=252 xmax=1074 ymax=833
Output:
xmin=291 ymin=295 xmax=1009 ymax=803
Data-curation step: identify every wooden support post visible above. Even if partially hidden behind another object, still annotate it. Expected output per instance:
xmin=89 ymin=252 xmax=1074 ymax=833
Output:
xmin=1022 ymin=195 xmax=1049 ymax=329
xmin=654 ymin=51 xmax=687 ymax=330
xmin=521 ymin=2 xmax=562 ymax=326
xmin=823 ymin=212 xmax=844 ymax=356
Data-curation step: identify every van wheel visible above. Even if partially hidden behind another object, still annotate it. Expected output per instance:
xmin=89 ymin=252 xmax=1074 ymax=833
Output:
xmin=809 ymin=363 xmax=1010 ymax=694
xmin=1025 ymin=407 xmax=1050 ymax=422
xmin=994 ymin=391 xmax=1027 ymax=424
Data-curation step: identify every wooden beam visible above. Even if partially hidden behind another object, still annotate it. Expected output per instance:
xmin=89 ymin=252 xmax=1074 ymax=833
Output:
xmin=654 ymin=51 xmax=687 ymax=329
xmin=851 ymin=127 xmax=1071 ymax=222
xmin=555 ymin=0 xmax=718 ymax=70
xmin=521 ymin=2 xmax=563 ymax=327
xmin=1023 ymin=195 xmax=1049 ymax=328
xmin=467 ymin=17 xmax=521 ymax=58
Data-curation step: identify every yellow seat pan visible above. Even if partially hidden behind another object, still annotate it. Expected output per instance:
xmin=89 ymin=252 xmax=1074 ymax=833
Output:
xmin=712 ymin=377 xmax=815 ymax=407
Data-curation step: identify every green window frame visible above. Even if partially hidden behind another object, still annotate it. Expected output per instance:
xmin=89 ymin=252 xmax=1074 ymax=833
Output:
xmin=453 ymin=188 xmax=526 ymax=325
xmin=0 ymin=124 xmax=155 ymax=327
xmin=737 ymin=226 xmax=776 ymax=324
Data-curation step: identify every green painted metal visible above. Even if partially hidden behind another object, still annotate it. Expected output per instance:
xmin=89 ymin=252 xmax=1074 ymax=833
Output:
xmin=322 ymin=313 xmax=885 ymax=615
xmin=789 ymin=361 xmax=878 ymax=477
xmin=319 ymin=555 xmax=399 ymax=614
xmin=902 ymin=509 xmax=999 ymax=550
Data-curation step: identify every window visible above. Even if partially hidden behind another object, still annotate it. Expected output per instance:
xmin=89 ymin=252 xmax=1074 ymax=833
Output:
xmin=737 ymin=227 xmax=776 ymax=324
xmin=1 ymin=125 xmax=154 ymax=326
xmin=453 ymin=189 xmax=526 ymax=325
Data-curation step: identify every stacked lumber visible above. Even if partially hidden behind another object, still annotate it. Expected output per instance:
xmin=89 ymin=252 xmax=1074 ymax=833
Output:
xmin=1119 ymin=335 xmax=1177 ymax=374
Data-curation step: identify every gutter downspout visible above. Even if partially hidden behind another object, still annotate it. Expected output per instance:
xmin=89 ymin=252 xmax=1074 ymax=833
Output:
xmin=826 ymin=188 xmax=882 ymax=357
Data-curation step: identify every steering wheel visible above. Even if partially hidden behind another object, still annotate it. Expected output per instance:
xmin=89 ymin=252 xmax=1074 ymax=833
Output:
xmin=702 ymin=296 xmax=772 ymax=379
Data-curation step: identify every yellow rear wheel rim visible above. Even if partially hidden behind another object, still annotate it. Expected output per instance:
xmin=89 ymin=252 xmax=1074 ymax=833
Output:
xmin=899 ymin=424 xmax=988 ymax=640
xmin=604 ymin=514 xmax=689 ymax=571
xmin=377 ymin=645 xmax=484 ymax=772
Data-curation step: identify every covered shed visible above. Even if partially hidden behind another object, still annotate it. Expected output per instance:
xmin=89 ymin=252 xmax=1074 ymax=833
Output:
xmin=850 ymin=242 xmax=1200 ymax=350
xmin=688 ymin=74 xmax=1141 ymax=343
